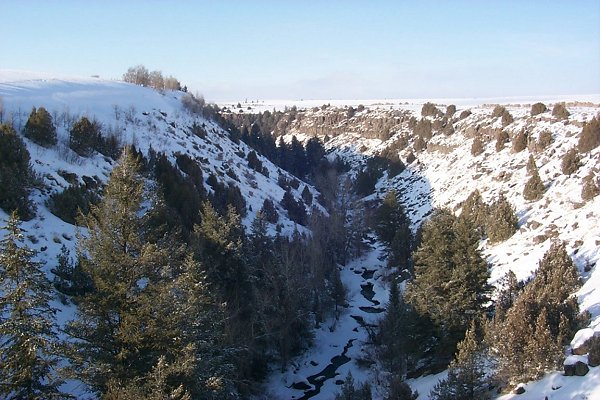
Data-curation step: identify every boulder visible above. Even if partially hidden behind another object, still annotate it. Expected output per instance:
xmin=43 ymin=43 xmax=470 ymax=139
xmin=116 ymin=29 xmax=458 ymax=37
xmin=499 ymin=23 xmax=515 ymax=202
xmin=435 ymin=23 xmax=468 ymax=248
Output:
xmin=570 ymin=328 xmax=595 ymax=355
xmin=564 ymin=356 xmax=589 ymax=377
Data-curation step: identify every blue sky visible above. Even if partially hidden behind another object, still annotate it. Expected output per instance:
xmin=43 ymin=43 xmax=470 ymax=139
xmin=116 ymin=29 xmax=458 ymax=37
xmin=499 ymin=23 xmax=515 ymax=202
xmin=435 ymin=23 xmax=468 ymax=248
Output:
xmin=2 ymin=1 xmax=599 ymax=101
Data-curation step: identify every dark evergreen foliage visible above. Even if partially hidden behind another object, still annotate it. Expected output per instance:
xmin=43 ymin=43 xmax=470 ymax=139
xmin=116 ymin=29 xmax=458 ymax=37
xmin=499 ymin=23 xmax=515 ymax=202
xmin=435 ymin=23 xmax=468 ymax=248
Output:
xmin=536 ymin=130 xmax=553 ymax=152
xmin=0 ymin=212 xmax=66 ymax=399
xmin=375 ymin=191 xmax=412 ymax=270
xmin=47 ymin=184 xmax=100 ymax=225
xmin=69 ymin=116 xmax=100 ymax=157
xmin=429 ymin=322 xmax=487 ymax=400
xmin=66 ymin=149 xmax=235 ymax=398
xmin=0 ymin=124 xmax=34 ymax=219
xmin=487 ymin=242 xmax=582 ymax=386
xmin=495 ymin=130 xmax=509 ymax=152
xmin=511 ymin=130 xmax=528 ymax=153
xmin=421 ymin=102 xmax=442 ymax=118
xmin=407 ymin=210 xmax=491 ymax=360
xmin=487 ymin=194 xmax=518 ymax=244
xmin=260 ymin=198 xmax=279 ymax=223
xmin=281 ymin=190 xmax=307 ymax=225
xmin=23 ymin=106 xmax=57 ymax=147
xmin=335 ymin=372 xmax=372 ymax=400
xmin=414 ymin=119 xmax=433 ymax=140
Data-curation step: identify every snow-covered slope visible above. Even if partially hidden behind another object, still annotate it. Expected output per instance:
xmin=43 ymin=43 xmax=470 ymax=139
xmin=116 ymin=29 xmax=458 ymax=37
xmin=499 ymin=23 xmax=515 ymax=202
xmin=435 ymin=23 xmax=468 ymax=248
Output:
xmin=267 ymin=100 xmax=600 ymax=399
xmin=0 ymin=70 xmax=322 ymax=281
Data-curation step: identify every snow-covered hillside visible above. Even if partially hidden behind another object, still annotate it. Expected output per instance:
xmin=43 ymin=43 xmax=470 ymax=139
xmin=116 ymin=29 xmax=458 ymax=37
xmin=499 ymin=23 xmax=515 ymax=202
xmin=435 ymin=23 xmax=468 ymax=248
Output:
xmin=265 ymin=100 xmax=600 ymax=399
xmin=0 ymin=70 xmax=319 ymax=244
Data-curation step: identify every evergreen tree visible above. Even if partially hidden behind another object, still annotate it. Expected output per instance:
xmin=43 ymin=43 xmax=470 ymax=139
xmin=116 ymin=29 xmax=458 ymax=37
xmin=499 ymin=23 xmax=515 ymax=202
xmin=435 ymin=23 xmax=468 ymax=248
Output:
xmin=459 ymin=190 xmax=487 ymax=237
xmin=551 ymin=103 xmax=570 ymax=120
xmin=375 ymin=191 xmax=412 ymax=269
xmin=561 ymin=147 xmax=581 ymax=176
xmin=335 ymin=372 xmax=372 ymax=400
xmin=470 ymin=137 xmax=484 ymax=156
xmin=69 ymin=116 xmax=100 ymax=157
xmin=0 ymin=124 xmax=34 ymax=219
xmin=523 ymin=163 xmax=545 ymax=201
xmin=260 ymin=198 xmax=279 ymax=223
xmin=406 ymin=209 xmax=490 ymax=359
xmin=66 ymin=149 xmax=229 ymax=397
xmin=0 ymin=212 xmax=65 ymax=399
xmin=23 ymin=106 xmax=57 ymax=147
xmin=488 ymin=242 xmax=582 ymax=386
xmin=430 ymin=322 xmax=487 ymax=400
xmin=487 ymin=194 xmax=518 ymax=244
xmin=385 ymin=374 xmax=418 ymax=400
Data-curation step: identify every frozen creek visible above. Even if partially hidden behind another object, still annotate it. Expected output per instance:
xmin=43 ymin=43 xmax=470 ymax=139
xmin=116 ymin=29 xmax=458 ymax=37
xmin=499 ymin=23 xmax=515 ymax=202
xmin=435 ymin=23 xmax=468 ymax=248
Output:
xmin=265 ymin=238 xmax=391 ymax=399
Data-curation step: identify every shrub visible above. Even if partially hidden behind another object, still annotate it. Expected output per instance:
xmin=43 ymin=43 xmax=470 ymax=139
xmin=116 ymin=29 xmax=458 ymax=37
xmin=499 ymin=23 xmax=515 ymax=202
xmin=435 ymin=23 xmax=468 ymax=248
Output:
xmin=471 ymin=137 xmax=484 ymax=156
xmin=414 ymin=119 xmax=432 ymax=140
xmin=501 ymin=110 xmax=514 ymax=126
xmin=530 ymin=102 xmax=547 ymax=116
xmin=523 ymin=166 xmax=545 ymax=201
xmin=47 ymin=184 xmax=100 ymax=225
xmin=260 ymin=198 xmax=278 ymax=224
xmin=23 ymin=106 xmax=57 ymax=147
xmin=70 ymin=116 xmax=100 ymax=157
xmin=413 ymin=136 xmax=426 ymax=152
xmin=487 ymin=194 xmax=518 ymax=244
xmin=560 ymin=148 xmax=581 ymax=176
xmin=492 ymin=105 xmax=506 ymax=118
xmin=281 ymin=190 xmax=306 ymax=225
xmin=526 ymin=154 xmax=537 ymax=175
xmin=0 ymin=124 xmax=34 ymax=219
xmin=536 ymin=130 xmax=554 ymax=152
xmin=405 ymin=151 xmax=416 ymax=164
xmin=581 ymin=171 xmax=599 ymax=201
xmin=511 ymin=130 xmax=528 ymax=153
xmin=552 ymin=103 xmax=570 ymax=120
xmin=421 ymin=102 xmax=441 ymax=117
xmin=458 ymin=110 xmax=472 ymax=120
xmin=495 ymin=130 xmax=509 ymax=152
xmin=446 ymin=104 xmax=456 ymax=118
xmin=578 ymin=117 xmax=600 ymax=152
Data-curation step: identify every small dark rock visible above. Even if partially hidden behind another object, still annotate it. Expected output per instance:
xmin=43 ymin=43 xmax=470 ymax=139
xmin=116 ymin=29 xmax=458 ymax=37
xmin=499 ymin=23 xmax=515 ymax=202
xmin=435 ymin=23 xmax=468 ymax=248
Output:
xmin=513 ymin=385 xmax=526 ymax=394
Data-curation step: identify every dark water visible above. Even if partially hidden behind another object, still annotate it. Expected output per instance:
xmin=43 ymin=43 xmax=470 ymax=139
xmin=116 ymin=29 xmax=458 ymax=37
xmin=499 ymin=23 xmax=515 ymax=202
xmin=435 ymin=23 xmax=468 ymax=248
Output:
xmin=294 ymin=339 xmax=355 ymax=400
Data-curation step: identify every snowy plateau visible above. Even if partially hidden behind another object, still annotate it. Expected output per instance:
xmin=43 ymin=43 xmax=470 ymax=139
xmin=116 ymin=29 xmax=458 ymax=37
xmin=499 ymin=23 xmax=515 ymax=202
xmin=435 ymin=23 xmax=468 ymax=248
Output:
xmin=1 ymin=70 xmax=600 ymax=399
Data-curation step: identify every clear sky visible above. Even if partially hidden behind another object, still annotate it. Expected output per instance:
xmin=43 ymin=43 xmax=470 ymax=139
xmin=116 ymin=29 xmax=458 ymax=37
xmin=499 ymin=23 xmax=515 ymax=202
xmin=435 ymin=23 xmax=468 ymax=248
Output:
xmin=2 ymin=1 xmax=599 ymax=101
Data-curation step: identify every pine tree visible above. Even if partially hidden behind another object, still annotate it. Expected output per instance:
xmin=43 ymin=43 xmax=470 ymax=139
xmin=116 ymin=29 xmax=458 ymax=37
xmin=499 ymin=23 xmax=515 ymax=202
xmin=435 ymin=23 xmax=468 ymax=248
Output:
xmin=23 ymin=106 xmax=57 ymax=147
xmin=526 ymin=308 xmax=561 ymax=378
xmin=487 ymin=194 xmax=518 ymax=244
xmin=65 ymin=148 xmax=229 ymax=397
xmin=460 ymin=189 xmax=488 ymax=237
xmin=69 ymin=116 xmax=100 ymax=157
xmin=526 ymin=154 xmax=537 ymax=175
xmin=0 ymin=211 xmax=65 ymax=399
xmin=375 ymin=191 xmax=412 ymax=269
xmin=430 ymin=322 xmax=487 ymax=400
xmin=0 ymin=124 xmax=34 ymax=219
xmin=406 ymin=209 xmax=490 ymax=359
